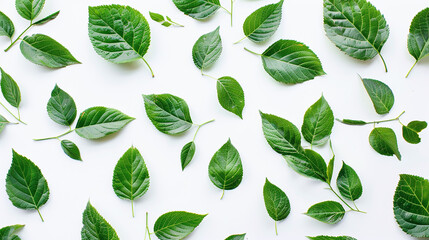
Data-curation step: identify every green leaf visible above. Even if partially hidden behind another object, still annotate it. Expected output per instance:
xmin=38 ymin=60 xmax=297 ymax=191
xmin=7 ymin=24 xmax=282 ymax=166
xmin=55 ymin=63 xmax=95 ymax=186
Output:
xmin=305 ymin=201 xmax=345 ymax=224
xmin=0 ymin=224 xmax=24 ymax=240
xmin=15 ymin=0 xmax=45 ymax=20
xmin=112 ymin=147 xmax=150 ymax=213
xmin=402 ymin=121 xmax=427 ymax=144
xmin=20 ymin=34 xmax=80 ymax=68
xmin=47 ymin=85 xmax=76 ymax=126
xmin=323 ymin=0 xmax=389 ymax=71
xmin=336 ymin=161 xmax=362 ymax=201
xmin=327 ymin=156 xmax=335 ymax=184
xmin=181 ymin=141 xmax=196 ymax=170
xmin=6 ymin=150 xmax=49 ymax=217
xmin=75 ymin=107 xmax=134 ymax=140
xmin=81 ymin=202 xmax=119 ymax=240
xmin=61 ymin=140 xmax=82 ymax=161
xmin=149 ymin=11 xmax=164 ymax=22
xmin=301 ymin=96 xmax=334 ymax=145
xmin=369 ymin=127 xmax=401 ymax=160
xmin=260 ymin=111 xmax=301 ymax=155
xmin=407 ymin=8 xmax=429 ymax=76
xmin=307 ymin=236 xmax=357 ymax=240
xmin=283 ymin=149 xmax=328 ymax=182
xmin=192 ymin=27 xmax=222 ymax=70
xmin=263 ymin=178 xmax=290 ymax=221
xmin=394 ymin=174 xmax=429 ymax=238
xmin=162 ymin=22 xmax=172 ymax=27
xmin=361 ymin=78 xmax=394 ymax=115
xmin=88 ymin=5 xmax=151 ymax=63
xmin=0 ymin=68 xmax=21 ymax=108
xmin=336 ymin=119 xmax=367 ymax=125
xmin=33 ymin=11 xmax=60 ymax=25
xmin=242 ymin=0 xmax=283 ymax=42
xmin=172 ymin=0 xmax=220 ymax=20
xmin=143 ymin=94 xmax=193 ymax=135
xmin=208 ymin=139 xmax=243 ymax=193
xmin=217 ymin=76 xmax=245 ymax=118
xmin=154 ymin=211 xmax=207 ymax=240
xmin=258 ymin=39 xmax=325 ymax=84
xmin=0 ymin=11 xmax=15 ymax=39
xmin=225 ymin=234 xmax=246 ymax=240
xmin=0 ymin=114 xmax=9 ymax=134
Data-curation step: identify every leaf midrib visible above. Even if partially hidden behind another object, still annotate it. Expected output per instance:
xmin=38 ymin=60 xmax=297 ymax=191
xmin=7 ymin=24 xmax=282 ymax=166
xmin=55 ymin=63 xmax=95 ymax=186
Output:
xmin=147 ymin=97 xmax=192 ymax=125
xmin=155 ymin=216 xmax=202 ymax=234
xmin=16 ymin=160 xmax=40 ymax=209
xmin=245 ymin=2 xmax=280 ymax=38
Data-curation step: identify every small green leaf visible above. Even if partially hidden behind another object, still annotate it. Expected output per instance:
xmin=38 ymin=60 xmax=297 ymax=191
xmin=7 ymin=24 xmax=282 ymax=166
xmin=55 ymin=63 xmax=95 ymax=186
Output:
xmin=305 ymin=201 xmax=345 ymax=224
xmin=361 ymin=78 xmax=394 ymax=115
xmin=33 ymin=11 xmax=60 ymax=25
xmin=326 ymin=156 xmax=334 ymax=184
xmin=301 ymin=96 xmax=334 ymax=145
xmin=192 ymin=27 xmax=222 ymax=70
xmin=242 ymin=0 xmax=284 ymax=42
xmin=16 ymin=0 xmax=45 ymax=20
xmin=0 ymin=11 xmax=15 ymax=39
xmin=284 ymin=149 xmax=328 ymax=182
xmin=181 ymin=141 xmax=196 ymax=170
xmin=0 ymin=224 xmax=24 ymax=239
xmin=337 ymin=119 xmax=367 ymax=125
xmin=336 ymin=161 xmax=362 ymax=201
xmin=154 ymin=211 xmax=207 ymax=240
xmin=47 ymin=85 xmax=76 ymax=126
xmin=369 ymin=127 xmax=401 ymax=160
xmin=263 ymin=178 xmax=291 ymax=221
xmin=307 ymin=236 xmax=357 ymax=240
xmin=217 ymin=76 xmax=245 ymax=118
xmin=209 ymin=139 xmax=243 ymax=194
xmin=75 ymin=107 xmax=134 ymax=140
xmin=20 ymin=34 xmax=80 ymax=68
xmin=0 ymin=114 xmax=9 ymax=134
xmin=407 ymin=8 xmax=429 ymax=76
xmin=143 ymin=94 xmax=193 ymax=135
xmin=149 ymin=11 xmax=165 ymax=22
xmin=0 ymin=67 xmax=21 ymax=108
xmin=81 ymin=202 xmax=119 ymax=240
xmin=225 ymin=233 xmax=246 ymax=240
xmin=172 ymin=0 xmax=220 ymax=20
xmin=60 ymin=140 xmax=82 ymax=161
xmin=402 ymin=121 xmax=427 ymax=144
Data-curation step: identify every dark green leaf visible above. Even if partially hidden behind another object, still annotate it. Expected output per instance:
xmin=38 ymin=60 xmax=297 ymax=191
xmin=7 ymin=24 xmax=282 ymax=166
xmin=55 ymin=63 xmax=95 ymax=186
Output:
xmin=259 ymin=39 xmax=325 ymax=84
xmin=181 ymin=141 xmax=196 ymax=170
xmin=263 ymin=178 xmax=290 ymax=221
xmin=225 ymin=234 xmax=246 ymax=240
xmin=0 ymin=115 xmax=9 ymax=134
xmin=75 ymin=107 xmax=134 ymax=140
xmin=47 ymin=85 xmax=76 ymax=126
xmin=172 ymin=0 xmax=220 ymax=20
xmin=0 ymin=68 xmax=21 ymax=108
xmin=301 ymin=96 xmax=334 ymax=145
xmin=337 ymin=161 xmax=362 ymax=201
xmin=402 ymin=121 xmax=427 ymax=144
xmin=192 ymin=27 xmax=222 ymax=70
xmin=0 ymin=11 xmax=15 ymax=38
xmin=337 ymin=119 xmax=367 ymax=125
xmin=143 ymin=94 xmax=193 ymax=135
xmin=307 ymin=236 xmax=357 ymax=240
xmin=283 ymin=149 xmax=328 ymax=182
xmin=154 ymin=211 xmax=207 ymax=240
xmin=217 ymin=76 xmax=245 ymax=118
xmin=394 ymin=174 xmax=429 ymax=238
xmin=33 ymin=11 xmax=60 ymax=25
xmin=81 ymin=202 xmax=119 ymax=240
xmin=361 ymin=78 xmax=394 ymax=115
xmin=407 ymin=8 xmax=429 ymax=76
xmin=305 ymin=201 xmax=345 ymax=224
xmin=242 ymin=0 xmax=283 ymax=42
xmin=0 ymin=224 xmax=24 ymax=240
xmin=60 ymin=140 xmax=82 ymax=161
xmin=149 ymin=11 xmax=164 ymax=22
xmin=20 ymin=34 xmax=80 ymax=68
xmin=327 ymin=156 xmax=335 ymax=184
xmin=16 ymin=0 xmax=45 ymax=20
xmin=369 ymin=127 xmax=401 ymax=160
xmin=88 ymin=5 xmax=150 ymax=63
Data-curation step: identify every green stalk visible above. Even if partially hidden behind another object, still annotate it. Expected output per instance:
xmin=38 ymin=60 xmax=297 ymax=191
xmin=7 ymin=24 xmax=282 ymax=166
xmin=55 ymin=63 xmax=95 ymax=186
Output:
xmin=142 ymin=58 xmax=155 ymax=78
xmin=33 ymin=129 xmax=75 ymax=141
xmin=406 ymin=61 xmax=418 ymax=78
xmin=230 ymin=0 xmax=233 ymax=26
xmin=36 ymin=208 xmax=44 ymax=222
xmin=131 ymin=200 xmax=135 ymax=218
xmin=275 ymin=221 xmax=278 ymax=235
xmin=366 ymin=111 xmax=405 ymax=125
xmin=193 ymin=119 xmax=215 ymax=141
xmin=220 ymin=189 xmax=225 ymax=200
xmin=379 ymin=53 xmax=388 ymax=72
xmin=0 ymin=101 xmax=26 ymax=124
xmin=244 ymin=47 xmax=261 ymax=56
xmin=5 ymin=23 xmax=33 ymax=52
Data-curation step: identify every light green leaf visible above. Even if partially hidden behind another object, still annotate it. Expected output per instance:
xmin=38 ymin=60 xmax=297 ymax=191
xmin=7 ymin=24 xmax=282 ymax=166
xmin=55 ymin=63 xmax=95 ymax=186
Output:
xmin=20 ymin=34 xmax=80 ymax=68
xmin=75 ymin=107 xmax=134 ymax=140
xmin=307 ymin=236 xmax=357 ymax=240
xmin=15 ymin=0 xmax=45 ymax=20
xmin=81 ymin=202 xmax=119 ymax=240
xmin=0 ymin=114 xmax=9 ymax=134
xmin=181 ymin=141 xmax=196 ymax=170
xmin=0 ymin=11 xmax=15 ymax=39
xmin=336 ymin=161 xmax=362 ymax=201
xmin=402 ymin=121 xmax=427 ymax=144
xmin=336 ymin=119 xmax=367 ymax=125
xmin=263 ymin=178 xmax=290 ymax=221
xmin=61 ymin=140 xmax=82 ymax=161
xmin=305 ymin=201 xmax=345 ymax=224
xmin=242 ymin=0 xmax=283 ymax=42
xmin=361 ymin=78 xmax=394 ymax=115
xmin=47 ymin=85 xmax=76 ymax=126
xmin=301 ymin=96 xmax=334 ymax=145
xmin=143 ymin=94 xmax=193 ymax=135
xmin=0 ymin=224 xmax=24 ymax=240
xmin=217 ymin=76 xmax=245 ymax=118
xmin=33 ymin=11 xmax=60 ymax=25
xmin=149 ymin=11 xmax=164 ymax=22
xmin=283 ymin=149 xmax=328 ymax=182
xmin=0 ymin=68 xmax=21 ymax=108
xmin=154 ymin=211 xmax=207 ymax=240
xmin=225 ymin=233 xmax=246 ymax=240
xmin=172 ymin=0 xmax=220 ymax=20
xmin=192 ymin=27 xmax=222 ymax=70
xmin=369 ymin=127 xmax=401 ymax=160
xmin=407 ymin=8 xmax=429 ymax=77
xmin=327 ymin=155 xmax=335 ymax=184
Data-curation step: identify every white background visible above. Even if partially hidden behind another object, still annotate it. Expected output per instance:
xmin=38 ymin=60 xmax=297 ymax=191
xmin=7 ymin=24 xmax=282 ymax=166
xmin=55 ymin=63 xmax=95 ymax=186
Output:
xmin=0 ymin=0 xmax=428 ymax=239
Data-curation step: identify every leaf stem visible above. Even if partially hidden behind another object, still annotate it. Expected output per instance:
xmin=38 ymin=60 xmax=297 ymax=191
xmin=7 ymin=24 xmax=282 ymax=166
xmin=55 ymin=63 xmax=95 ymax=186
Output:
xmin=36 ymin=208 xmax=44 ymax=222
xmin=233 ymin=36 xmax=247 ymax=45
xmin=244 ymin=47 xmax=261 ymax=56
xmin=220 ymin=5 xmax=232 ymax=15
xmin=327 ymin=183 xmax=356 ymax=211
xmin=33 ymin=129 xmax=75 ymax=141
xmin=230 ymin=0 xmax=233 ymax=26
xmin=131 ymin=200 xmax=135 ymax=218
xmin=201 ymin=72 xmax=218 ymax=80
xmin=405 ymin=61 xmax=418 ymax=78
xmin=275 ymin=221 xmax=278 ymax=235
xmin=169 ymin=19 xmax=184 ymax=27
xmin=145 ymin=212 xmax=152 ymax=240
xmin=193 ymin=119 xmax=215 ymax=141
xmin=0 ymin=101 xmax=26 ymax=124
xmin=379 ymin=53 xmax=388 ymax=72
xmin=4 ymin=23 xmax=33 ymax=52
xmin=142 ymin=58 xmax=155 ymax=78
xmin=366 ymin=111 xmax=405 ymax=124
xmin=220 ymin=189 xmax=225 ymax=200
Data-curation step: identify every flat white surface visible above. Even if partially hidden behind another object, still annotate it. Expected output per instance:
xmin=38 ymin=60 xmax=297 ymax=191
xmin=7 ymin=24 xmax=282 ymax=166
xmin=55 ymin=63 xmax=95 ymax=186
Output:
xmin=0 ymin=0 xmax=428 ymax=239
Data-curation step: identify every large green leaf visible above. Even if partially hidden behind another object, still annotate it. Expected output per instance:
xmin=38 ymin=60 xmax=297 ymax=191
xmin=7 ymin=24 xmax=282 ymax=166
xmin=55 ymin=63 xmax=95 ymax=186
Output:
xmin=301 ymin=96 xmax=334 ymax=146
xmin=60 ymin=140 xmax=82 ymax=161
xmin=154 ymin=211 xmax=207 ymax=240
xmin=15 ymin=0 xmax=45 ymax=20
xmin=75 ymin=107 xmax=134 ymax=140
xmin=402 ymin=121 xmax=427 ymax=144
xmin=0 ymin=11 xmax=15 ymax=39
xmin=323 ymin=0 xmax=389 ymax=71
xmin=336 ymin=161 xmax=362 ymax=201
xmin=263 ymin=178 xmax=290 ymax=221
xmin=369 ymin=127 xmax=401 ymax=160
xmin=361 ymin=78 xmax=394 ymax=115
xmin=143 ymin=94 xmax=193 ymax=135
xmin=284 ymin=149 xmax=328 ymax=182
xmin=0 ymin=68 xmax=21 ymax=108
xmin=305 ymin=201 xmax=345 ymax=224
xmin=88 ymin=5 xmax=151 ymax=64
xmin=407 ymin=8 xmax=429 ymax=77
xmin=192 ymin=27 xmax=222 ymax=70
xmin=47 ymin=85 xmax=77 ymax=126
xmin=0 ymin=114 xmax=9 ymax=134
xmin=81 ymin=202 xmax=120 ymax=240
xmin=20 ymin=34 xmax=80 ymax=68
xmin=394 ymin=174 xmax=429 ymax=238
xmin=0 ymin=224 xmax=24 ymax=240
xmin=225 ymin=234 xmax=246 ymax=240
xmin=172 ymin=0 xmax=221 ymax=20
xmin=258 ymin=39 xmax=325 ymax=84
xmin=307 ymin=236 xmax=357 ymax=240
xmin=242 ymin=0 xmax=283 ymax=42
xmin=181 ymin=141 xmax=196 ymax=170
xmin=217 ymin=76 xmax=245 ymax=118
